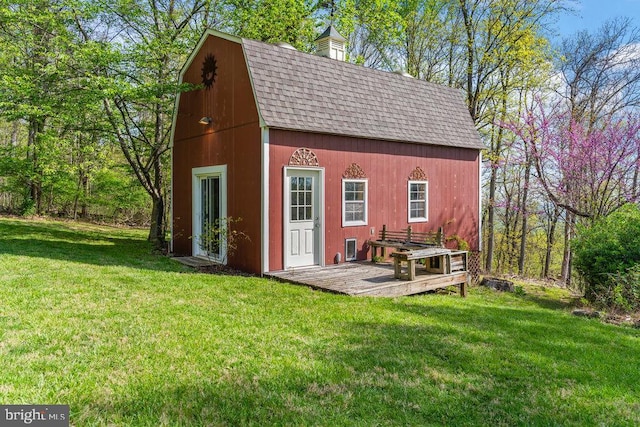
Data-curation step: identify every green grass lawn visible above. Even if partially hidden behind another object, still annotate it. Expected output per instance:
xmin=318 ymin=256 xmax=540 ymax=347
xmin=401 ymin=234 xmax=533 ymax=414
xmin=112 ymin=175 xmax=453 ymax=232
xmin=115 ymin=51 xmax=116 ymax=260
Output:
xmin=1 ymin=217 xmax=639 ymax=426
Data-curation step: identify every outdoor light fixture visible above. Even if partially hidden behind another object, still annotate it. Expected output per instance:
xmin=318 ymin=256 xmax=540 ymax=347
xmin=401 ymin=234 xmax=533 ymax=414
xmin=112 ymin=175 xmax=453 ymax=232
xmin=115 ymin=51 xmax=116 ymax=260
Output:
xmin=198 ymin=116 xmax=212 ymax=125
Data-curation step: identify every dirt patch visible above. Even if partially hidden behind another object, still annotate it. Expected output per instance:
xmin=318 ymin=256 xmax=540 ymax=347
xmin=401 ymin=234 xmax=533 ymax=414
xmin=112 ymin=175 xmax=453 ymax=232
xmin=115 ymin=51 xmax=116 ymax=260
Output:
xmin=197 ymin=264 xmax=256 ymax=277
xmin=602 ymin=312 xmax=640 ymax=328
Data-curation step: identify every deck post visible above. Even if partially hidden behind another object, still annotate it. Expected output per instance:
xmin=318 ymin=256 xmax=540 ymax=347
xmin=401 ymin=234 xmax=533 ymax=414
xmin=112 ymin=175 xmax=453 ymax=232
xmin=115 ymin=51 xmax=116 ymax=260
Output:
xmin=408 ymin=259 xmax=416 ymax=281
xmin=459 ymin=274 xmax=469 ymax=297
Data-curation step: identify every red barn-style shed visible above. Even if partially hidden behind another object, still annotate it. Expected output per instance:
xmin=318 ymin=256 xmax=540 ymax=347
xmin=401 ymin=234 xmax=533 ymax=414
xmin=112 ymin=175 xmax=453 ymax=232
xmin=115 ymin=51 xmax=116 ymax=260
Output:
xmin=170 ymin=27 xmax=484 ymax=275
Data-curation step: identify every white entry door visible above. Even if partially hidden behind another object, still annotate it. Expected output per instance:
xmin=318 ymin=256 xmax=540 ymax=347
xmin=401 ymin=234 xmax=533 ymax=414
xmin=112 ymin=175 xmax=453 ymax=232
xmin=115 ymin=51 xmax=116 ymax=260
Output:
xmin=285 ymin=168 xmax=322 ymax=268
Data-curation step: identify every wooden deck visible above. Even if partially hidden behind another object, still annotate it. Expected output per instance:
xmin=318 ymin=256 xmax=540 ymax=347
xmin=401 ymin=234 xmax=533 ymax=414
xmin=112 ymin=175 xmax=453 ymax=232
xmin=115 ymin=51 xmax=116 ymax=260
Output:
xmin=266 ymin=262 xmax=469 ymax=297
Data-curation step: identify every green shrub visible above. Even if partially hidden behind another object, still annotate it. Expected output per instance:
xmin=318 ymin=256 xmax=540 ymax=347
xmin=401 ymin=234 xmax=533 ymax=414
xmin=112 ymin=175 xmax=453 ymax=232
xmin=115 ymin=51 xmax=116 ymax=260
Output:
xmin=573 ymin=204 xmax=640 ymax=311
xmin=446 ymin=234 xmax=470 ymax=251
xmin=19 ymin=197 xmax=36 ymax=216
xmin=196 ymin=217 xmax=250 ymax=263
xmin=605 ymin=265 xmax=640 ymax=312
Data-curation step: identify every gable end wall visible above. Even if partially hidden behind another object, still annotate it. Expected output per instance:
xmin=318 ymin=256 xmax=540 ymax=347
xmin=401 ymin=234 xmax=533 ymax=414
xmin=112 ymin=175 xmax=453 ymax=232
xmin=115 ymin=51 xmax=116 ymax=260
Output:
xmin=172 ymin=35 xmax=262 ymax=274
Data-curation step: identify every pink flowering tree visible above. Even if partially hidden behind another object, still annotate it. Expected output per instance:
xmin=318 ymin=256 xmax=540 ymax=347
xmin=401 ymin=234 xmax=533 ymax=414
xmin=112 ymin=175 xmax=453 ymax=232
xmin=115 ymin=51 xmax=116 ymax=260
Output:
xmin=504 ymin=99 xmax=640 ymax=222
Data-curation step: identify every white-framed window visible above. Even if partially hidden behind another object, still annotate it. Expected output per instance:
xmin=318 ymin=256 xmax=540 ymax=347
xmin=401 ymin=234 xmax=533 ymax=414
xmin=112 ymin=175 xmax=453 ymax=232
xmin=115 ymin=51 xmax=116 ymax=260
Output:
xmin=342 ymin=179 xmax=368 ymax=226
xmin=408 ymin=180 xmax=428 ymax=222
xmin=345 ymin=238 xmax=357 ymax=261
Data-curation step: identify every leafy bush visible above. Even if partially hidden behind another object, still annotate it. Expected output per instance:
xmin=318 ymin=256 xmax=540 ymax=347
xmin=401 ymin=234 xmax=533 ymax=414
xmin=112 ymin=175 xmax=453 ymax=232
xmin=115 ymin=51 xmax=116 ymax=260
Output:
xmin=573 ymin=204 xmax=640 ymax=311
xmin=196 ymin=217 xmax=250 ymax=263
xmin=606 ymin=265 xmax=640 ymax=312
xmin=446 ymin=234 xmax=470 ymax=251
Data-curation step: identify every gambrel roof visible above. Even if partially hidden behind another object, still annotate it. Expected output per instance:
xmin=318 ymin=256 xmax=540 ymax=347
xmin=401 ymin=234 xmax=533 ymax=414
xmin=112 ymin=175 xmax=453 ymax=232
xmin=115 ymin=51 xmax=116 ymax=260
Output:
xmin=176 ymin=30 xmax=485 ymax=151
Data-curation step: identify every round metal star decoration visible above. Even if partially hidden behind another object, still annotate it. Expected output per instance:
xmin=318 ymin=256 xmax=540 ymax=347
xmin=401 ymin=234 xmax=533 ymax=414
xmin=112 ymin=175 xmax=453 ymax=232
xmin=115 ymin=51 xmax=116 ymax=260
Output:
xmin=201 ymin=53 xmax=217 ymax=89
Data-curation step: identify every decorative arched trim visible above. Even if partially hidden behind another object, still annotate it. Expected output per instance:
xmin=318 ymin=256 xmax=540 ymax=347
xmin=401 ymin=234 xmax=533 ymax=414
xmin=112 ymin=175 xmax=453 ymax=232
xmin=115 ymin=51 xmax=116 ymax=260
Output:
xmin=289 ymin=148 xmax=319 ymax=166
xmin=342 ymin=163 xmax=367 ymax=179
xmin=409 ymin=166 xmax=427 ymax=181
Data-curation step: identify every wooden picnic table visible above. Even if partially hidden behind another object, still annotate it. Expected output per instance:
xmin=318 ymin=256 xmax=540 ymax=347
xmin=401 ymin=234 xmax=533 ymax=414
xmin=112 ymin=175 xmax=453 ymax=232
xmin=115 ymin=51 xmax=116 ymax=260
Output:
xmin=391 ymin=248 xmax=468 ymax=281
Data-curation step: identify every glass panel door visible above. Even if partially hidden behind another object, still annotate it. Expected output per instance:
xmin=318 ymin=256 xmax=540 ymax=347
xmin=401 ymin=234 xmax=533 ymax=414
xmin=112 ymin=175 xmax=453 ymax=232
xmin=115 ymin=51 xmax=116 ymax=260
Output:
xmin=200 ymin=176 xmax=221 ymax=257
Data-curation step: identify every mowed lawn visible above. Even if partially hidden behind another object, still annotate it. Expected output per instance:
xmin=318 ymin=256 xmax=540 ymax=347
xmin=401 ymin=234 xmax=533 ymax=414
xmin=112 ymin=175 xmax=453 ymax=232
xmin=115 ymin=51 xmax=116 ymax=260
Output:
xmin=1 ymin=218 xmax=639 ymax=426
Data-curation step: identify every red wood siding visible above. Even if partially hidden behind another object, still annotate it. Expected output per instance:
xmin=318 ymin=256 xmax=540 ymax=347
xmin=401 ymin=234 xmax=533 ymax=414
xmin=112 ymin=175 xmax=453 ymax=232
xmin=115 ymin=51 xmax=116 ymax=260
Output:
xmin=268 ymin=129 xmax=480 ymax=271
xmin=172 ymin=35 xmax=262 ymax=273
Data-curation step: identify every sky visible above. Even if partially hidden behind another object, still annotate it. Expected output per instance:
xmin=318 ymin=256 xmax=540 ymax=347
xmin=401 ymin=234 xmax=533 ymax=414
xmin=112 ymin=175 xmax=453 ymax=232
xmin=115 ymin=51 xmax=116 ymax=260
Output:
xmin=554 ymin=0 xmax=640 ymax=41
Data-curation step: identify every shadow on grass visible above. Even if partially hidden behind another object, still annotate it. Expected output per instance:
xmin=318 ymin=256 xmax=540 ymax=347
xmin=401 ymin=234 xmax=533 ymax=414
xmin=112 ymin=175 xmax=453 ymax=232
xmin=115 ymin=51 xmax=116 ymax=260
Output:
xmin=0 ymin=218 xmax=185 ymax=272
xmin=473 ymin=283 xmax=580 ymax=313
xmin=518 ymin=292 xmax=579 ymax=311
xmin=81 ymin=299 xmax=640 ymax=426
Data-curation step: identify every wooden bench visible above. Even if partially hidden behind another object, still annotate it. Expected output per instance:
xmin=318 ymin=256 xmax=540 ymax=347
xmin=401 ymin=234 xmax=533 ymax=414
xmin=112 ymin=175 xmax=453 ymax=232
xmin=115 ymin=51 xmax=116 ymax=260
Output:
xmin=368 ymin=225 xmax=444 ymax=261
xmin=391 ymin=248 xmax=469 ymax=296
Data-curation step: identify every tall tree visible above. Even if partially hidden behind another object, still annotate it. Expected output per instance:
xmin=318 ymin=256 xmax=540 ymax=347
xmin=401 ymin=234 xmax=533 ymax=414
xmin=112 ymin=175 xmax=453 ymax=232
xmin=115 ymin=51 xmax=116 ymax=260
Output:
xmin=504 ymin=99 xmax=640 ymax=223
xmin=559 ymin=18 xmax=640 ymax=126
xmin=84 ymin=0 xmax=222 ymax=248
xmin=0 ymin=0 xmax=76 ymax=213
xmin=398 ymin=0 xmax=462 ymax=82
xmin=331 ymin=0 xmax=404 ymax=68
xmin=459 ymin=0 xmax=560 ymax=272
xmin=553 ymin=17 xmax=640 ymax=282
xmin=456 ymin=0 xmax=565 ymax=124
xmin=227 ymin=0 xmax=317 ymax=49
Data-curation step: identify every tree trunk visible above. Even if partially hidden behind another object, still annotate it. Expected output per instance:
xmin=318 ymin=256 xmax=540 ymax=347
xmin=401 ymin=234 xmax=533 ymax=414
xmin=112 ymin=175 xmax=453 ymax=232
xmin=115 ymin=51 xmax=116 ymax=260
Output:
xmin=561 ymin=212 xmax=575 ymax=284
xmin=485 ymin=173 xmax=496 ymax=272
xmin=81 ymin=173 xmax=89 ymax=218
xmin=27 ymin=118 xmax=43 ymax=214
xmin=148 ymin=193 xmax=165 ymax=249
xmin=147 ymin=156 xmax=166 ymax=250
xmin=73 ymin=172 xmax=82 ymax=220
xmin=503 ymin=185 xmax=514 ymax=273
xmin=47 ymin=184 xmax=54 ymax=214
xmin=11 ymin=121 xmax=19 ymax=146
xmin=518 ymin=155 xmax=531 ymax=275
xmin=73 ymin=171 xmax=89 ymax=220
xmin=485 ymin=78 xmax=509 ymax=272
xmin=543 ymin=207 xmax=559 ymax=278
xmin=459 ymin=0 xmax=477 ymax=121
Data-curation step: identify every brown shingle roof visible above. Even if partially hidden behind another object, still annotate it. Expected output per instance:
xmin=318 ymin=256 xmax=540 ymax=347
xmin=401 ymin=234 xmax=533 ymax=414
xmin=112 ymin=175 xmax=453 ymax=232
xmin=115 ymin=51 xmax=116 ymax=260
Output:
xmin=241 ymin=38 xmax=484 ymax=150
